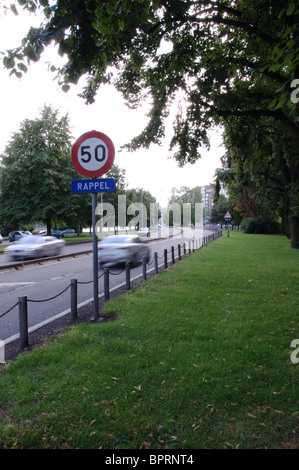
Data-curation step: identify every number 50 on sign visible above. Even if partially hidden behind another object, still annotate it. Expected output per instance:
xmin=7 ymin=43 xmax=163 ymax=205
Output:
xmin=71 ymin=130 xmax=115 ymax=178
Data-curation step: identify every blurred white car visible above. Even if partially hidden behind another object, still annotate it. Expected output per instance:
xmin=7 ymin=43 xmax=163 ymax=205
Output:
xmin=138 ymin=227 xmax=150 ymax=237
xmin=98 ymin=235 xmax=150 ymax=267
xmin=5 ymin=235 xmax=65 ymax=260
xmin=0 ymin=234 xmax=3 ymax=243
xmin=8 ymin=230 xmax=32 ymax=242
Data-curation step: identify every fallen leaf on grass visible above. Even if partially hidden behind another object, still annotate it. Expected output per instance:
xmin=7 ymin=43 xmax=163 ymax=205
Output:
xmin=140 ymin=441 xmax=151 ymax=449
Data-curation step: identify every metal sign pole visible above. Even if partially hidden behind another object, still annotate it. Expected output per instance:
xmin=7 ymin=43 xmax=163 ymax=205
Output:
xmin=92 ymin=192 xmax=99 ymax=321
xmin=71 ymin=131 xmax=116 ymax=322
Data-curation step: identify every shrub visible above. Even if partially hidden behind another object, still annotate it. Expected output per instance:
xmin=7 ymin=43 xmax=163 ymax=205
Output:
xmin=241 ymin=216 xmax=281 ymax=234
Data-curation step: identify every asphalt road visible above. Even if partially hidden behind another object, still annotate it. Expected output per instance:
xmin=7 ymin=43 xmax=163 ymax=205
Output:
xmin=0 ymin=229 xmax=214 ymax=345
xmin=0 ymin=239 xmax=92 ymax=268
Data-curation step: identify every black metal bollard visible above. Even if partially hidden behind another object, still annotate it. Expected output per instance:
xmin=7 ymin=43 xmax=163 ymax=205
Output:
xmin=178 ymin=244 xmax=181 ymax=261
xmin=104 ymin=268 xmax=110 ymax=301
xmin=126 ymin=261 xmax=131 ymax=290
xmin=154 ymin=252 xmax=158 ymax=274
xmin=171 ymin=246 xmax=175 ymax=264
xmin=164 ymin=249 xmax=168 ymax=269
xmin=143 ymin=256 xmax=147 ymax=280
xmin=71 ymin=279 xmax=78 ymax=321
xmin=19 ymin=296 xmax=28 ymax=352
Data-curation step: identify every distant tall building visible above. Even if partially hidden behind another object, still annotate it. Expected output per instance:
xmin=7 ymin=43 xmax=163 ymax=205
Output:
xmin=200 ymin=185 xmax=214 ymax=221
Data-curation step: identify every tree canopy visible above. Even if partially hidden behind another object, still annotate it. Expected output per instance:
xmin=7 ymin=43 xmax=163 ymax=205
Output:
xmin=0 ymin=105 xmax=79 ymax=233
xmin=2 ymin=0 xmax=298 ymax=161
xmin=0 ymin=103 xmax=129 ymax=234
xmin=1 ymin=0 xmax=299 ymax=246
xmin=216 ymin=111 xmax=299 ymax=246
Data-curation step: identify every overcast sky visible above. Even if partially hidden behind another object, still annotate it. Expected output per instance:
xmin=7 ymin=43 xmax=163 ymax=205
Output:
xmin=0 ymin=7 xmax=225 ymax=207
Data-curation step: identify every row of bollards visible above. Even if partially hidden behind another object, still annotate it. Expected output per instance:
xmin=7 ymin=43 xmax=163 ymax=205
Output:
xmin=16 ymin=233 xmax=222 ymax=355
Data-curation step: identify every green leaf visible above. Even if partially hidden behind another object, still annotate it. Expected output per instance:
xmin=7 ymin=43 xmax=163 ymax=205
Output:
xmin=276 ymin=94 xmax=287 ymax=109
xmin=62 ymin=84 xmax=70 ymax=93
xmin=268 ymin=98 xmax=277 ymax=109
xmin=10 ymin=3 xmax=18 ymax=15
xmin=286 ymin=3 xmax=295 ymax=16
xmin=3 ymin=56 xmax=15 ymax=69
xmin=17 ymin=62 xmax=28 ymax=73
xmin=283 ymin=52 xmax=294 ymax=66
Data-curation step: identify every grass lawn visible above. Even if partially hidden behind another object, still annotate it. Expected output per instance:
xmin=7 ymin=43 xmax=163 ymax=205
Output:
xmin=63 ymin=235 xmax=93 ymax=243
xmin=0 ymin=230 xmax=298 ymax=449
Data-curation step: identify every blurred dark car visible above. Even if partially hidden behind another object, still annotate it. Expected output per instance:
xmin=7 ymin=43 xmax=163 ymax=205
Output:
xmin=5 ymin=235 xmax=65 ymax=260
xmin=98 ymin=235 xmax=150 ymax=267
xmin=61 ymin=229 xmax=76 ymax=236
xmin=51 ymin=230 xmax=64 ymax=239
xmin=40 ymin=230 xmax=64 ymax=239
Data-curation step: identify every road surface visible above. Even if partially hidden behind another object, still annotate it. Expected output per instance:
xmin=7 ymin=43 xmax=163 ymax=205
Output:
xmin=0 ymin=229 xmax=217 ymax=346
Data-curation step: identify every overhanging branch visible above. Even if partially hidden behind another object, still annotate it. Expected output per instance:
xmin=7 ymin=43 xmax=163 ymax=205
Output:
xmin=218 ymin=109 xmax=299 ymax=140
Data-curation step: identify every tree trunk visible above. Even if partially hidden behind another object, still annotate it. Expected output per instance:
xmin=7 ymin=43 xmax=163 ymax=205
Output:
xmin=282 ymin=208 xmax=291 ymax=238
xmin=290 ymin=164 xmax=299 ymax=248
xmin=286 ymin=216 xmax=291 ymax=239
xmin=290 ymin=215 xmax=299 ymax=249
xmin=46 ymin=217 xmax=51 ymax=236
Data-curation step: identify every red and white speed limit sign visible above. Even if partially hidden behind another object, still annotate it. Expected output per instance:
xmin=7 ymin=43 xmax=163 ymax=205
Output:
xmin=71 ymin=130 xmax=115 ymax=178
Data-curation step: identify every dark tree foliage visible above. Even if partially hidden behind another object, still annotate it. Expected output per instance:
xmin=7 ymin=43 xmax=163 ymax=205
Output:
xmin=2 ymin=0 xmax=298 ymax=161
xmin=1 ymin=0 xmax=299 ymax=245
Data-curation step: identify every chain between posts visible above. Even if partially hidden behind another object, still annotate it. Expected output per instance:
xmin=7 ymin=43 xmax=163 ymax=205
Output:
xmin=0 ymin=230 xmax=222 ymax=356
xmin=0 ymin=301 xmax=19 ymax=319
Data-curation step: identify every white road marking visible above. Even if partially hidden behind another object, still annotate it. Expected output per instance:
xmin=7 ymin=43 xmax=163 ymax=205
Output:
xmin=0 ymin=282 xmax=36 ymax=287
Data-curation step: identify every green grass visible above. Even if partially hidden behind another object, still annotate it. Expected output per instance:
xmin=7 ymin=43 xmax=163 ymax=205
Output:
xmin=63 ymin=230 xmax=140 ymax=243
xmin=0 ymin=231 xmax=298 ymax=449
xmin=63 ymin=234 xmax=93 ymax=243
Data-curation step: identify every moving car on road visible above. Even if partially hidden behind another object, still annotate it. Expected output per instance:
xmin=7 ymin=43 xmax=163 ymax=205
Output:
xmin=50 ymin=230 xmax=64 ymax=239
xmin=62 ymin=228 xmax=76 ymax=236
xmin=8 ymin=231 xmax=32 ymax=242
xmin=39 ymin=230 xmax=64 ymax=238
xmin=138 ymin=227 xmax=150 ymax=238
xmin=98 ymin=235 xmax=150 ymax=267
xmin=5 ymin=235 xmax=65 ymax=260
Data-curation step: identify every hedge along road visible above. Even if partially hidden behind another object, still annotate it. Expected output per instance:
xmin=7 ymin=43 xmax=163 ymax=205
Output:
xmin=0 ymin=229 xmax=216 ymax=345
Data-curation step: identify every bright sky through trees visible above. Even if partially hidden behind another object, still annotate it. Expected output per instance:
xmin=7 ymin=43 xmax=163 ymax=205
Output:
xmin=0 ymin=7 xmax=223 ymax=207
